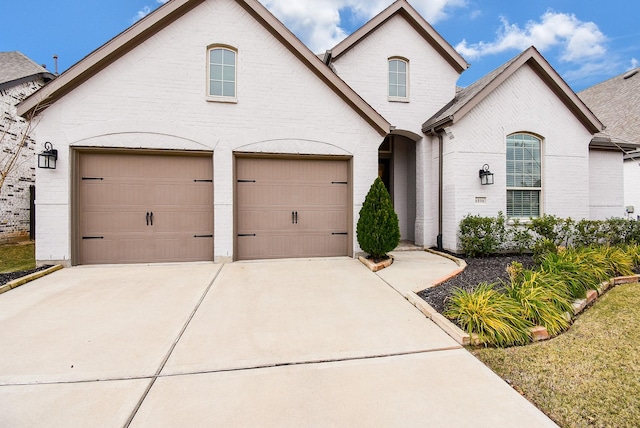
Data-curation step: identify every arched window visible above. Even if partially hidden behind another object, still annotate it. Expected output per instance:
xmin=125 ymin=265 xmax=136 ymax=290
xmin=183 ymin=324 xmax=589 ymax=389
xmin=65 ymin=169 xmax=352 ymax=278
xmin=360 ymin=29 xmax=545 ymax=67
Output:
xmin=506 ymin=133 xmax=542 ymax=217
xmin=208 ymin=46 xmax=236 ymax=99
xmin=388 ymin=58 xmax=409 ymax=101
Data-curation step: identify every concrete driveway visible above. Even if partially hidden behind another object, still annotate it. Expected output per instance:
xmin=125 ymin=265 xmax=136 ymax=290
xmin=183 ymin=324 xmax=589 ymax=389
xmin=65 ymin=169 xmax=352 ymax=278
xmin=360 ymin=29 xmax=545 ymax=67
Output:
xmin=0 ymin=256 xmax=557 ymax=427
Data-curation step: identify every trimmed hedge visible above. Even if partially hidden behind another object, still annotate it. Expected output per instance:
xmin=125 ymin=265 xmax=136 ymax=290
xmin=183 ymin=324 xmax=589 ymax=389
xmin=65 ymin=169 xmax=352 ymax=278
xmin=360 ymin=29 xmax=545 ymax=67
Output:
xmin=458 ymin=214 xmax=640 ymax=256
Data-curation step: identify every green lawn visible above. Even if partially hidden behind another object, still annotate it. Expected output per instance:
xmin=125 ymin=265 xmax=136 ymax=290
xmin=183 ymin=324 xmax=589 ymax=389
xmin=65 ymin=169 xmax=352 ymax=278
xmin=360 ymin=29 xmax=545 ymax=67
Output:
xmin=0 ymin=242 xmax=35 ymax=273
xmin=472 ymin=282 xmax=640 ymax=428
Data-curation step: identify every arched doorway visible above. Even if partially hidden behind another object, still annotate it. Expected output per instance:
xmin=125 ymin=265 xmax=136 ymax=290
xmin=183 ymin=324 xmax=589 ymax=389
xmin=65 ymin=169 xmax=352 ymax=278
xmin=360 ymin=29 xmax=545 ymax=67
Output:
xmin=378 ymin=131 xmax=418 ymax=242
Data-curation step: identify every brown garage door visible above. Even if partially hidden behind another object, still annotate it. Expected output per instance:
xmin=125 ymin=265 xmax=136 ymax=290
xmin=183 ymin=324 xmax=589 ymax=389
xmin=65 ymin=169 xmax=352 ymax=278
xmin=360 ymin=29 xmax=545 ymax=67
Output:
xmin=78 ymin=152 xmax=213 ymax=265
xmin=236 ymin=157 xmax=349 ymax=260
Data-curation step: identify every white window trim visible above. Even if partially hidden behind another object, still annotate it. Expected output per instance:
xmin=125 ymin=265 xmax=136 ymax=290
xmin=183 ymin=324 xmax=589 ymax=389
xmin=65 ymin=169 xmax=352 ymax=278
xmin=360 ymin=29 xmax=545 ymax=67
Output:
xmin=506 ymin=133 xmax=544 ymax=219
xmin=388 ymin=57 xmax=409 ymax=103
xmin=206 ymin=45 xmax=238 ymax=103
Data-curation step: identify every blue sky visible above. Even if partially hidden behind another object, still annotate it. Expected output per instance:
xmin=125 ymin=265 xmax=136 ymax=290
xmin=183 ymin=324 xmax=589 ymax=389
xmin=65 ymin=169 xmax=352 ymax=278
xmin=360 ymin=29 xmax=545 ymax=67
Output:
xmin=2 ymin=0 xmax=638 ymax=91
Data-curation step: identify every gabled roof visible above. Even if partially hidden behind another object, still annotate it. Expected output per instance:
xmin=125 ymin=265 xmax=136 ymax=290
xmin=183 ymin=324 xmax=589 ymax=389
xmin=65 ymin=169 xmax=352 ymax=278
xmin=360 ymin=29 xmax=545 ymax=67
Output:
xmin=0 ymin=51 xmax=54 ymax=90
xmin=329 ymin=0 xmax=468 ymax=74
xmin=579 ymin=67 xmax=640 ymax=151
xmin=17 ymin=0 xmax=390 ymax=136
xmin=422 ymin=46 xmax=604 ymax=135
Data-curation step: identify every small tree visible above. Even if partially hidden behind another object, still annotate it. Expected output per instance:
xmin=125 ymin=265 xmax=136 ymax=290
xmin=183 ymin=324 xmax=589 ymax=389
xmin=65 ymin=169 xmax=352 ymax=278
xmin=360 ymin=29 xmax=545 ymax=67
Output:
xmin=357 ymin=177 xmax=400 ymax=260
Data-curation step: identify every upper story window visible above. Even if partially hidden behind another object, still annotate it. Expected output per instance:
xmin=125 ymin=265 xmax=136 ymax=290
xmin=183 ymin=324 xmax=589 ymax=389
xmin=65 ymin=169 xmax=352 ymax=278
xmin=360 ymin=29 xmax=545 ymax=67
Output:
xmin=388 ymin=58 xmax=409 ymax=101
xmin=506 ymin=133 xmax=542 ymax=218
xmin=208 ymin=46 xmax=236 ymax=101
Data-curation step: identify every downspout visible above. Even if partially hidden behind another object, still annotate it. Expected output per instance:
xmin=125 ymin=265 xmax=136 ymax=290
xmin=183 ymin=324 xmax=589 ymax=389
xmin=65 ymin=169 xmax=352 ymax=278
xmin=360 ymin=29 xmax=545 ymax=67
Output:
xmin=437 ymin=132 xmax=444 ymax=251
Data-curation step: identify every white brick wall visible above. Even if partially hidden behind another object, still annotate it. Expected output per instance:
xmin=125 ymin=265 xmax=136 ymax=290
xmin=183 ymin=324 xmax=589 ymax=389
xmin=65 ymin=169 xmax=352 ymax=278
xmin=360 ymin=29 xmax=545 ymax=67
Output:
xmin=624 ymin=157 xmax=640 ymax=219
xmin=437 ymin=64 xmax=594 ymax=251
xmin=589 ymin=149 xmax=624 ymax=219
xmin=33 ymin=0 xmax=382 ymax=264
xmin=331 ymin=14 xmax=459 ymax=135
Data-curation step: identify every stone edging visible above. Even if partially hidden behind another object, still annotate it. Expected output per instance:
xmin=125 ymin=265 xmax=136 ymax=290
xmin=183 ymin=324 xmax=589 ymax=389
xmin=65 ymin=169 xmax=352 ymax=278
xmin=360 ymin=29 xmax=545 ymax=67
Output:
xmin=358 ymin=255 xmax=394 ymax=272
xmin=0 ymin=265 xmax=64 ymax=295
xmin=407 ymin=291 xmax=471 ymax=345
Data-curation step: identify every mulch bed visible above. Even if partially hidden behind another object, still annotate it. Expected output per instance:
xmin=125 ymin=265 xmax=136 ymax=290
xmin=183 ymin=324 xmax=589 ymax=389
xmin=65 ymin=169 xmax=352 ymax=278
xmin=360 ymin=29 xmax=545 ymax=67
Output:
xmin=418 ymin=254 xmax=536 ymax=313
xmin=0 ymin=266 xmax=52 ymax=287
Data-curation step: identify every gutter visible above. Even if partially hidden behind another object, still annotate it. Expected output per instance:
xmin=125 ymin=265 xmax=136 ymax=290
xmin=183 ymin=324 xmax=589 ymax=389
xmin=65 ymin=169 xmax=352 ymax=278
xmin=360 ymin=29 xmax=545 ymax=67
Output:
xmin=421 ymin=115 xmax=453 ymax=134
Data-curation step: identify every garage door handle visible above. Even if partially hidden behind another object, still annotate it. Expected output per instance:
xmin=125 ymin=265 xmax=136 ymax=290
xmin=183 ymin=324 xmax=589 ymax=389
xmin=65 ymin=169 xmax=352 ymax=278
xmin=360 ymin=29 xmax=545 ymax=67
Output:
xmin=146 ymin=212 xmax=150 ymax=226
xmin=295 ymin=211 xmax=298 ymax=224
xmin=150 ymin=211 xmax=153 ymax=226
xmin=292 ymin=211 xmax=298 ymax=224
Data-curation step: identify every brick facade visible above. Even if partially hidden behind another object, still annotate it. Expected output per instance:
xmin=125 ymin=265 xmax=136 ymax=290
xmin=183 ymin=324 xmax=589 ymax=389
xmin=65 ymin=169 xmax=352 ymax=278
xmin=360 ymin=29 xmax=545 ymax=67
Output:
xmin=0 ymin=79 xmax=43 ymax=243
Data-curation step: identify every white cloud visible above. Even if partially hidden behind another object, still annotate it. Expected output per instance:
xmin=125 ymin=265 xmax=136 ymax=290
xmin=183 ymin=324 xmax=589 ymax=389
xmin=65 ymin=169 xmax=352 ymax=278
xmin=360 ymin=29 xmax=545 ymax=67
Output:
xmin=130 ymin=0 xmax=466 ymax=51
xmin=135 ymin=6 xmax=152 ymax=21
xmin=135 ymin=0 xmax=170 ymax=22
xmin=455 ymin=10 xmax=607 ymax=63
xmin=630 ymin=58 xmax=639 ymax=70
xmin=259 ymin=0 xmax=466 ymax=53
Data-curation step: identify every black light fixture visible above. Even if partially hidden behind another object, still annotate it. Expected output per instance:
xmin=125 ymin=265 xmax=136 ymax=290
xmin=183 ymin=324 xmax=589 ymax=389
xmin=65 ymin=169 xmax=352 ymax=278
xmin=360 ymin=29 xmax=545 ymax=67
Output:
xmin=38 ymin=142 xmax=58 ymax=169
xmin=479 ymin=164 xmax=494 ymax=185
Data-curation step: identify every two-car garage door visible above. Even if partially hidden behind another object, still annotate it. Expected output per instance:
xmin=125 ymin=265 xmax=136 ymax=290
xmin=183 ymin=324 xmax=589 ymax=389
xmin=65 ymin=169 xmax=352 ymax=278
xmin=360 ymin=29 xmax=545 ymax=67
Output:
xmin=76 ymin=152 xmax=349 ymax=264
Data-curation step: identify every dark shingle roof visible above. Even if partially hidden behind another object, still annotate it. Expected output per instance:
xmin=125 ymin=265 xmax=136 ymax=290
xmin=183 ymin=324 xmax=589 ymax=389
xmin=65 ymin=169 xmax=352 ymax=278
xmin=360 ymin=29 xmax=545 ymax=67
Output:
xmin=422 ymin=46 xmax=604 ymax=135
xmin=579 ymin=68 xmax=640 ymax=149
xmin=0 ymin=51 xmax=54 ymax=86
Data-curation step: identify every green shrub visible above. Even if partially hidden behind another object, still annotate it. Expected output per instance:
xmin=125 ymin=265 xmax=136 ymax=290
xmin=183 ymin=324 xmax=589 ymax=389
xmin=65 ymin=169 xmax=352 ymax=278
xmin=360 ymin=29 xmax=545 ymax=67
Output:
xmin=356 ymin=177 xmax=400 ymax=259
xmin=505 ymin=270 xmax=571 ymax=336
xmin=602 ymin=218 xmax=630 ymax=245
xmin=532 ymin=238 xmax=557 ymax=264
xmin=528 ymin=215 xmax=574 ymax=247
xmin=445 ymin=283 xmax=532 ymax=347
xmin=573 ymin=219 xmax=604 ymax=247
xmin=509 ymin=220 xmax=534 ymax=254
xmin=458 ymin=212 xmax=506 ymax=257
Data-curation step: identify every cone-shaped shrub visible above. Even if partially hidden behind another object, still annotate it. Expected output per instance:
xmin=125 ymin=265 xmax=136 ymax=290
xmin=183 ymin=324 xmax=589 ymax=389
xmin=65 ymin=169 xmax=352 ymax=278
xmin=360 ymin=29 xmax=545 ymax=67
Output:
xmin=357 ymin=177 xmax=400 ymax=259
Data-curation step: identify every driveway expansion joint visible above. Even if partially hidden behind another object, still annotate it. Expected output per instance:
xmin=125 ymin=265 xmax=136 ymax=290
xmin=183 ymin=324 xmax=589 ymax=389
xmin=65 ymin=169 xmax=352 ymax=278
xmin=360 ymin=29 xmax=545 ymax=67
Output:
xmin=124 ymin=263 xmax=225 ymax=428
xmin=157 ymin=346 xmax=463 ymax=379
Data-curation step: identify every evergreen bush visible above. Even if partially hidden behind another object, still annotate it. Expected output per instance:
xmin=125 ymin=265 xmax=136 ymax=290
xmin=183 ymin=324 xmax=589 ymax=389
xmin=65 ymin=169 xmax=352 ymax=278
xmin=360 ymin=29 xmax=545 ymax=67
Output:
xmin=356 ymin=177 xmax=400 ymax=260
xmin=458 ymin=212 xmax=506 ymax=257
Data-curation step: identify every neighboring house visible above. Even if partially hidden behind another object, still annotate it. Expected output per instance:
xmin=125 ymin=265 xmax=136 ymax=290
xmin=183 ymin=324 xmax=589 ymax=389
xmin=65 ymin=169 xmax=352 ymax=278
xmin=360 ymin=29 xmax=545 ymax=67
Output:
xmin=0 ymin=51 xmax=54 ymax=243
xmin=18 ymin=0 xmax=613 ymax=266
xmin=579 ymin=68 xmax=640 ymax=219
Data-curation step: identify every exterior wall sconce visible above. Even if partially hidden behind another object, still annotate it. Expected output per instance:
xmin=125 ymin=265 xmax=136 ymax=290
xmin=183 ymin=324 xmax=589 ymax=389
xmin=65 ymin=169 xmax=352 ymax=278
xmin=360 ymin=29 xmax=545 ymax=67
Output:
xmin=479 ymin=164 xmax=494 ymax=185
xmin=38 ymin=142 xmax=58 ymax=169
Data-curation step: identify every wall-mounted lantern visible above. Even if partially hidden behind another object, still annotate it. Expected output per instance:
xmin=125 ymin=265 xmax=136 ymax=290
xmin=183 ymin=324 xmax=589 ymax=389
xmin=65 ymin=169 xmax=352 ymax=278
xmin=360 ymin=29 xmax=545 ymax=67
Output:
xmin=38 ymin=142 xmax=58 ymax=169
xmin=479 ymin=164 xmax=494 ymax=185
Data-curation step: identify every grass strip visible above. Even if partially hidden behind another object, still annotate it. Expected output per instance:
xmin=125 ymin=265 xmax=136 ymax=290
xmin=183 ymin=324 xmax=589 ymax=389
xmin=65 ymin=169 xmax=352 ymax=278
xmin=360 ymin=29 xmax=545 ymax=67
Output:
xmin=0 ymin=242 xmax=35 ymax=273
xmin=472 ymin=282 xmax=640 ymax=427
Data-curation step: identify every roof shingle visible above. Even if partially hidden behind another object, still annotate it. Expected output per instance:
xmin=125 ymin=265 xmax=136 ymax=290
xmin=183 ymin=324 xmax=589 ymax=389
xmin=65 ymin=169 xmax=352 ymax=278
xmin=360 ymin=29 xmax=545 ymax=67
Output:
xmin=0 ymin=51 xmax=53 ymax=86
xmin=579 ymin=67 xmax=640 ymax=149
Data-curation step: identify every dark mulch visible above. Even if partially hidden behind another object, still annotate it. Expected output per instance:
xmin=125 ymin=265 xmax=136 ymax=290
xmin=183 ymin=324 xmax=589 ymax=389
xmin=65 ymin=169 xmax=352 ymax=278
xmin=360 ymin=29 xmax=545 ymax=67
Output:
xmin=418 ymin=254 xmax=535 ymax=313
xmin=0 ymin=266 xmax=52 ymax=287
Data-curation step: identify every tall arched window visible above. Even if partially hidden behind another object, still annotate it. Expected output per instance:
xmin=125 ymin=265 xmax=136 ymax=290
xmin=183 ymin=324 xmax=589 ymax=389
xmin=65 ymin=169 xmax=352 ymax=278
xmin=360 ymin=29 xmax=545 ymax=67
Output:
xmin=506 ymin=133 xmax=542 ymax=217
xmin=208 ymin=46 xmax=236 ymax=99
xmin=388 ymin=58 xmax=409 ymax=101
